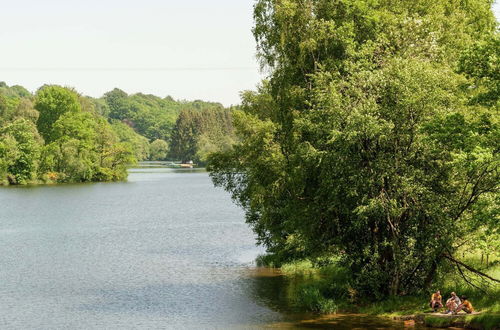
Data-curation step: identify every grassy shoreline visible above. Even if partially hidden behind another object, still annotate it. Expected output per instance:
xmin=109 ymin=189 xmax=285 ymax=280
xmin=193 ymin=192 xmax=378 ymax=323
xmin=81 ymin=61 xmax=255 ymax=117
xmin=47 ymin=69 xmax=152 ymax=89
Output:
xmin=257 ymin=257 xmax=499 ymax=329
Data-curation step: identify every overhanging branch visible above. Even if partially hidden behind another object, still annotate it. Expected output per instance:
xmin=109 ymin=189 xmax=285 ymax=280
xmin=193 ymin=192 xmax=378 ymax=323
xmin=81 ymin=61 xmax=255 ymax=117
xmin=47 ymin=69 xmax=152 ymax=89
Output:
xmin=443 ymin=254 xmax=500 ymax=283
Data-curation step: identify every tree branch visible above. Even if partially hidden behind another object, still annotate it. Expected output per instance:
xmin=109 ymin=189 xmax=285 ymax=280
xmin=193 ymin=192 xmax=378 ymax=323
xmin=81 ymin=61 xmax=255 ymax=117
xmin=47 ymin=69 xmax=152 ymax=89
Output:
xmin=455 ymin=261 xmax=487 ymax=293
xmin=443 ymin=254 xmax=500 ymax=283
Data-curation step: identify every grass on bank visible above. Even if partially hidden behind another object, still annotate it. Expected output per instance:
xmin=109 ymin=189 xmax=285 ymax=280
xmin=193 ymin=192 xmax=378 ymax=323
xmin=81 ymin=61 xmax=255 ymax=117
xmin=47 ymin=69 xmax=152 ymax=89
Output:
xmin=257 ymin=254 xmax=500 ymax=328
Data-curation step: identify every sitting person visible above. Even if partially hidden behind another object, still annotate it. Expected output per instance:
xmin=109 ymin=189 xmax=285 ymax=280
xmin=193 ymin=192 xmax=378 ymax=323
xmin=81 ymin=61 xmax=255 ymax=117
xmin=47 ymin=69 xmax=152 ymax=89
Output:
xmin=456 ymin=296 xmax=474 ymax=314
xmin=429 ymin=290 xmax=443 ymax=312
xmin=445 ymin=292 xmax=461 ymax=314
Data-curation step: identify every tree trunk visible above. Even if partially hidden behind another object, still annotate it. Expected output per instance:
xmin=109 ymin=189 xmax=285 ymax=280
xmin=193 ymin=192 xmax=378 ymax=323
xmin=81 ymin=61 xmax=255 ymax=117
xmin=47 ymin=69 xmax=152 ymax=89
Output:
xmin=390 ymin=236 xmax=400 ymax=296
xmin=390 ymin=274 xmax=400 ymax=296
xmin=424 ymin=258 xmax=440 ymax=289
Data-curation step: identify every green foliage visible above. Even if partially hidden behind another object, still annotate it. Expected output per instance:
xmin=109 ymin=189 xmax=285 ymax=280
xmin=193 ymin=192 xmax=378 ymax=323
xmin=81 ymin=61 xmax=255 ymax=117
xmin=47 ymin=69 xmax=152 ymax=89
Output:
xmin=0 ymin=81 xmax=234 ymax=184
xmin=0 ymin=82 xmax=31 ymax=99
xmin=466 ymin=313 xmax=500 ymax=330
xmin=35 ymin=85 xmax=81 ymax=142
xmin=0 ymin=134 xmax=18 ymax=184
xmin=170 ymin=107 xmax=235 ymax=163
xmin=269 ymin=256 xmax=499 ymax=329
xmin=423 ymin=315 xmax=454 ymax=327
xmin=111 ymin=121 xmax=150 ymax=161
xmin=149 ymin=139 xmax=169 ymax=161
xmin=103 ymin=89 xmax=225 ymax=142
xmin=40 ymin=111 xmax=132 ymax=183
xmin=459 ymin=34 xmax=500 ymax=106
xmin=0 ymin=84 xmax=38 ymax=126
xmin=0 ymin=82 xmax=133 ymax=185
xmin=209 ymin=0 xmax=499 ymax=298
xmin=0 ymin=119 xmax=42 ymax=184
xmin=169 ymin=109 xmax=200 ymax=162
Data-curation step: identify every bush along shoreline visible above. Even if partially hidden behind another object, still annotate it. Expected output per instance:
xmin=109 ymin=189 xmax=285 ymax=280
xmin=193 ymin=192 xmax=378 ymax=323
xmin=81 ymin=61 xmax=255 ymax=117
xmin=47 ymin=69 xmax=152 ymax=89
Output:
xmin=255 ymin=256 xmax=499 ymax=330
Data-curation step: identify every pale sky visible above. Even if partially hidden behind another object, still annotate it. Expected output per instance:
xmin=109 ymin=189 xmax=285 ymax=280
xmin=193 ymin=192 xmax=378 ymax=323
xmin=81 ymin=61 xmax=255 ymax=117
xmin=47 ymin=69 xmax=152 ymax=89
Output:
xmin=0 ymin=1 xmax=499 ymax=106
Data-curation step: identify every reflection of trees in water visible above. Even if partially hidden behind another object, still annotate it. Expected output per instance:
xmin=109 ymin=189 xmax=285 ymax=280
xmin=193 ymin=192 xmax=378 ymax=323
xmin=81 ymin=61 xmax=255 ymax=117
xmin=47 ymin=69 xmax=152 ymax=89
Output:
xmin=243 ymin=270 xmax=430 ymax=329
xmin=243 ymin=270 xmax=310 ymax=314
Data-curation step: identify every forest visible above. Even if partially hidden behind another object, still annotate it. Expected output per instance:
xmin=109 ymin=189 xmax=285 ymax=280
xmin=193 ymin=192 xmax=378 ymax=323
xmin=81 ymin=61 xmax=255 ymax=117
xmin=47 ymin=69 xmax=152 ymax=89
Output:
xmin=208 ymin=0 xmax=499 ymax=322
xmin=0 ymin=83 xmax=235 ymax=185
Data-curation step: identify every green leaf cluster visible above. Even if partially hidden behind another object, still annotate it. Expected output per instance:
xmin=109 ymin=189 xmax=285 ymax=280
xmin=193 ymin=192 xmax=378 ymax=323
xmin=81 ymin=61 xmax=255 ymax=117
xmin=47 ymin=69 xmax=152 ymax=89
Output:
xmin=170 ymin=107 xmax=236 ymax=164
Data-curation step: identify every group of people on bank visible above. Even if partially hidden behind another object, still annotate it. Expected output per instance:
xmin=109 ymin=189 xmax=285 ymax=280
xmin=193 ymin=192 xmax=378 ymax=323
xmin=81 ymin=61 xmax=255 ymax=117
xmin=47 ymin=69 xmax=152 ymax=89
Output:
xmin=429 ymin=290 xmax=474 ymax=314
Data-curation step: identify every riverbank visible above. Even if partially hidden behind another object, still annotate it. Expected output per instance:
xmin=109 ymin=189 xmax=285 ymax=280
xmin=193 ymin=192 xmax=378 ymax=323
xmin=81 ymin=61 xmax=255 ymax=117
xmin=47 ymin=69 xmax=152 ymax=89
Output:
xmin=256 ymin=257 xmax=500 ymax=329
xmin=395 ymin=312 xmax=500 ymax=329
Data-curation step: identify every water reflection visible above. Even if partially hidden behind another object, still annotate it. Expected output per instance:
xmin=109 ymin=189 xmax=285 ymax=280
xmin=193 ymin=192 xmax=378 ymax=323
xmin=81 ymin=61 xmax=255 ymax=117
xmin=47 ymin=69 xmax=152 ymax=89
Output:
xmin=243 ymin=267 xmax=434 ymax=329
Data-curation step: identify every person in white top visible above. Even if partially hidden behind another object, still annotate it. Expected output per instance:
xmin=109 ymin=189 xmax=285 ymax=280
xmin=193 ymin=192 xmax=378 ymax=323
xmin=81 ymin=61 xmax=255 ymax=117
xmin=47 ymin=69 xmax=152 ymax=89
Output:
xmin=445 ymin=292 xmax=461 ymax=314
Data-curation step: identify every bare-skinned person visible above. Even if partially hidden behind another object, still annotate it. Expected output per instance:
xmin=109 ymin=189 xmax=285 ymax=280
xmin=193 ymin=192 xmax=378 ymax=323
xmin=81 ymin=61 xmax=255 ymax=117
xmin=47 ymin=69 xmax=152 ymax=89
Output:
xmin=429 ymin=290 xmax=443 ymax=312
xmin=456 ymin=296 xmax=474 ymax=314
xmin=445 ymin=292 xmax=461 ymax=314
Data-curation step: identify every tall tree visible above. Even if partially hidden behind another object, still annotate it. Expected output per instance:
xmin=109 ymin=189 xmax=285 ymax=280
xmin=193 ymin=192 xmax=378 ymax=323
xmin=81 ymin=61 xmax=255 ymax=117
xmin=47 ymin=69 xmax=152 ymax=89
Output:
xmin=209 ymin=0 xmax=498 ymax=297
xmin=34 ymin=85 xmax=81 ymax=142
xmin=0 ymin=119 xmax=42 ymax=184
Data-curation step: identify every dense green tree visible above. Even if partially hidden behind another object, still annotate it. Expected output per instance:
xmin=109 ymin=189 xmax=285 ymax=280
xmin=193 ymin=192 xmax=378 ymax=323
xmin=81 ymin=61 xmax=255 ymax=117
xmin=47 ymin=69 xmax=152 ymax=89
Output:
xmin=41 ymin=111 xmax=132 ymax=182
xmin=9 ymin=85 xmax=31 ymax=98
xmin=459 ymin=34 xmax=499 ymax=107
xmin=209 ymin=0 xmax=498 ymax=297
xmin=111 ymin=121 xmax=150 ymax=161
xmin=104 ymin=88 xmax=132 ymax=121
xmin=42 ymin=111 xmax=98 ymax=181
xmin=0 ymin=134 xmax=19 ymax=184
xmin=0 ymin=83 xmax=37 ymax=125
xmin=94 ymin=117 xmax=134 ymax=181
xmin=149 ymin=139 xmax=169 ymax=160
xmin=91 ymin=98 xmax=111 ymax=118
xmin=15 ymin=99 xmax=39 ymax=123
xmin=0 ymin=94 xmax=7 ymax=124
xmin=169 ymin=109 xmax=200 ymax=162
xmin=0 ymin=119 xmax=42 ymax=184
xmin=34 ymin=85 xmax=81 ymax=142
xmin=0 ymin=82 xmax=31 ymax=99
xmin=170 ymin=108 xmax=235 ymax=163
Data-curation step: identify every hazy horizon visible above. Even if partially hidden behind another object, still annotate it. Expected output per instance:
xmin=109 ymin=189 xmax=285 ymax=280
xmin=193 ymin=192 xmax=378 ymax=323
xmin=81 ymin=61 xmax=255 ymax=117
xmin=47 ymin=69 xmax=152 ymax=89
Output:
xmin=1 ymin=0 xmax=499 ymax=106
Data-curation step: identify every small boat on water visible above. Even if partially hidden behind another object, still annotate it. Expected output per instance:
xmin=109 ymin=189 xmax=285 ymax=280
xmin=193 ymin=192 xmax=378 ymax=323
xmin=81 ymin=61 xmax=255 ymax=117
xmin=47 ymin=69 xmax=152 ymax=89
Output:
xmin=176 ymin=160 xmax=195 ymax=168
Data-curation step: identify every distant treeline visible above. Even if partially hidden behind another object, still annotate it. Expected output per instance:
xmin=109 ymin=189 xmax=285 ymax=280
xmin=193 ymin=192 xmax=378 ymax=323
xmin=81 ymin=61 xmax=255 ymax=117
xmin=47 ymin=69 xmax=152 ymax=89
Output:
xmin=0 ymin=83 xmax=235 ymax=185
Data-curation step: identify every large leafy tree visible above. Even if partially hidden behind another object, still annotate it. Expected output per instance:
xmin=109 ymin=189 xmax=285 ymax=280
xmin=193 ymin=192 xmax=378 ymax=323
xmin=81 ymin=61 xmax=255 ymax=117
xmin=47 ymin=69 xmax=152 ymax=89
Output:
xmin=149 ymin=139 xmax=169 ymax=161
xmin=0 ymin=119 xmax=42 ymax=184
xmin=209 ymin=0 xmax=498 ymax=297
xmin=34 ymin=85 xmax=81 ymax=142
xmin=41 ymin=111 xmax=132 ymax=182
xmin=170 ymin=109 xmax=203 ymax=162
xmin=0 ymin=134 xmax=18 ymax=183
xmin=170 ymin=108 xmax=235 ymax=163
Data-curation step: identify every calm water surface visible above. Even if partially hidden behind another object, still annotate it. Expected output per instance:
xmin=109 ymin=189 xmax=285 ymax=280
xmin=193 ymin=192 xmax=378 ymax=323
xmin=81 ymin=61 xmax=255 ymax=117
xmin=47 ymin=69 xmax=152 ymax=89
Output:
xmin=0 ymin=167 xmax=426 ymax=329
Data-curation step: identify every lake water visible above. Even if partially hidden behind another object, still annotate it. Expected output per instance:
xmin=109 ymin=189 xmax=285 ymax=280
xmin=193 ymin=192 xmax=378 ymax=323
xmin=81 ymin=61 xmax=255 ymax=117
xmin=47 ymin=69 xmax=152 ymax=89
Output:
xmin=0 ymin=167 xmax=425 ymax=329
